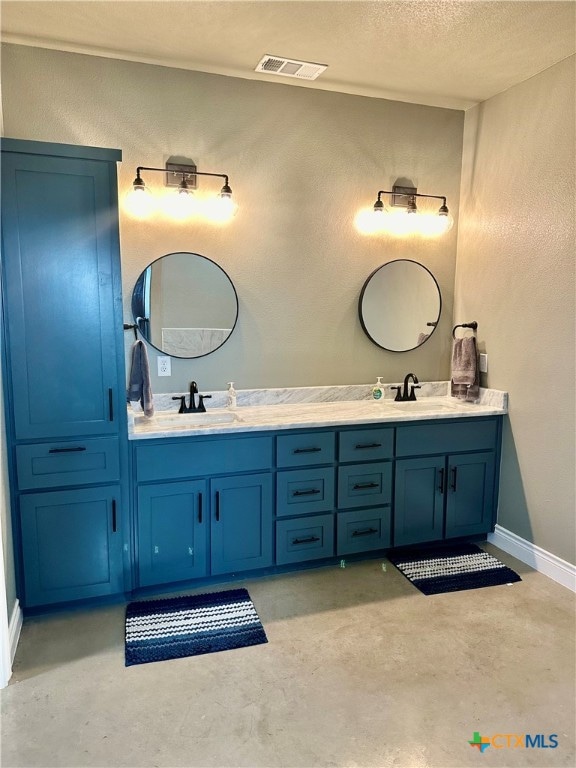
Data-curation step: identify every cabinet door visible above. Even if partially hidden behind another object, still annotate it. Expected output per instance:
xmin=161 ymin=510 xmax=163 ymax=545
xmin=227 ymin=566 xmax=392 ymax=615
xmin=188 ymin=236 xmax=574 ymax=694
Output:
xmin=211 ymin=473 xmax=273 ymax=575
xmin=445 ymin=453 xmax=495 ymax=538
xmin=137 ymin=481 xmax=207 ymax=587
xmin=20 ymin=486 xmax=124 ymax=607
xmin=1 ymin=151 xmax=122 ymax=439
xmin=394 ymin=457 xmax=445 ymax=546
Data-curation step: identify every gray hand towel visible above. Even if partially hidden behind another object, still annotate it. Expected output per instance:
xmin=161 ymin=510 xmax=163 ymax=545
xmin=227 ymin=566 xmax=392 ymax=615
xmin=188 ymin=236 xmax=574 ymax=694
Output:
xmin=450 ymin=336 xmax=480 ymax=403
xmin=127 ymin=340 xmax=154 ymax=417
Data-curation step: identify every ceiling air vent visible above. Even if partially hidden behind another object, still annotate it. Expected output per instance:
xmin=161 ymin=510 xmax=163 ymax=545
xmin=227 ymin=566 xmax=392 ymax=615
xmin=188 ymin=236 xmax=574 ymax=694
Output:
xmin=255 ymin=55 xmax=328 ymax=81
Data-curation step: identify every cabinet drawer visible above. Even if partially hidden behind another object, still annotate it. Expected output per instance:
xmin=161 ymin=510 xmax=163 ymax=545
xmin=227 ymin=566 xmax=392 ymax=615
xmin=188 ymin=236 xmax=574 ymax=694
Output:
xmin=277 ymin=432 xmax=335 ymax=467
xmin=136 ymin=435 xmax=273 ymax=481
xmin=276 ymin=514 xmax=334 ymax=565
xmin=396 ymin=419 xmax=498 ymax=457
xmin=338 ymin=462 xmax=392 ymax=509
xmin=277 ymin=467 xmax=335 ymax=517
xmin=337 ymin=508 xmax=391 ymax=556
xmin=339 ymin=428 xmax=393 ymax=462
xmin=16 ymin=438 xmax=120 ymax=490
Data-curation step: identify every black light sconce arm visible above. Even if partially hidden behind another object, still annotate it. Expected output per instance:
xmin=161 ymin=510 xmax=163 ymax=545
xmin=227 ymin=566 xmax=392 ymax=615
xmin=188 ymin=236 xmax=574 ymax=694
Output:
xmin=134 ymin=166 xmax=230 ymax=188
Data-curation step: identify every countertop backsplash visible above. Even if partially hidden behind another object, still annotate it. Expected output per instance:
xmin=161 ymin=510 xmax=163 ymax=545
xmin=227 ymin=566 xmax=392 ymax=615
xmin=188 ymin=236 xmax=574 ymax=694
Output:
xmin=129 ymin=381 xmax=507 ymax=415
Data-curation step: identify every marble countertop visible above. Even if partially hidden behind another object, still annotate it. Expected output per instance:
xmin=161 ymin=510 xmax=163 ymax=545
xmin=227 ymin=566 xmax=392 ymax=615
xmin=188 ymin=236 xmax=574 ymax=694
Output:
xmin=128 ymin=383 xmax=508 ymax=440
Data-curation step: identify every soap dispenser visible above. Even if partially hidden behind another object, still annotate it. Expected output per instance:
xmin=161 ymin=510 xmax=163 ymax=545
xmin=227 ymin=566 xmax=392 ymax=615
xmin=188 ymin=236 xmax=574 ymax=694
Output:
xmin=372 ymin=376 xmax=385 ymax=401
xmin=227 ymin=382 xmax=237 ymax=409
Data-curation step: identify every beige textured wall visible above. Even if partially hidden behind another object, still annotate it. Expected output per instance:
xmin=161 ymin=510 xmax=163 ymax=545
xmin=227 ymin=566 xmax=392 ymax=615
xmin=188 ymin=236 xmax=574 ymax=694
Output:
xmin=455 ymin=56 xmax=575 ymax=564
xmin=1 ymin=44 xmax=463 ymax=392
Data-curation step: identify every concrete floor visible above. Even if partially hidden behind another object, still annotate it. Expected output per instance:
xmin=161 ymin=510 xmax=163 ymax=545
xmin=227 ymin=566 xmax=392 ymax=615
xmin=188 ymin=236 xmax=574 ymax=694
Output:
xmin=1 ymin=544 xmax=575 ymax=768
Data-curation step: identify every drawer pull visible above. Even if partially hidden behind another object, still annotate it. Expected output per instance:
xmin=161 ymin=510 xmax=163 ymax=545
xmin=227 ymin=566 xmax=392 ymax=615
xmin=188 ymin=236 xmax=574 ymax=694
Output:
xmin=352 ymin=482 xmax=379 ymax=490
xmin=351 ymin=527 xmax=378 ymax=537
xmin=112 ymin=499 xmax=117 ymax=533
xmin=354 ymin=443 xmax=382 ymax=450
xmin=292 ymin=488 xmax=321 ymax=497
xmin=48 ymin=446 xmax=87 ymax=454
xmin=292 ymin=535 xmax=320 ymax=545
xmin=293 ymin=447 xmax=322 ymax=454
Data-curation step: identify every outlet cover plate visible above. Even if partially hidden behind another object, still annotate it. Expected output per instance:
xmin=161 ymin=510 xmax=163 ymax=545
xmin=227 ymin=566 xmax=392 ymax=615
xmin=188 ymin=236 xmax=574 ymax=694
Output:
xmin=157 ymin=356 xmax=171 ymax=376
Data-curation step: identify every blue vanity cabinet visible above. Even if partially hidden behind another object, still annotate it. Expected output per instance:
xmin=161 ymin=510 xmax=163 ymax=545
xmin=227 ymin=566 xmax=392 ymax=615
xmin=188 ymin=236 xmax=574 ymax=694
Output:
xmin=128 ymin=416 xmax=502 ymax=594
xmin=19 ymin=486 xmax=124 ymax=607
xmin=1 ymin=139 xmax=129 ymax=610
xmin=210 ymin=474 xmax=273 ymax=575
xmin=136 ymin=481 xmax=207 ymax=587
xmin=394 ymin=457 xmax=445 ymax=546
xmin=444 ymin=452 xmax=496 ymax=538
xmin=1 ymin=140 xmax=125 ymax=440
xmin=133 ymin=435 xmax=274 ymax=587
xmin=394 ymin=419 xmax=500 ymax=546
xmin=336 ymin=427 xmax=393 ymax=555
xmin=275 ymin=431 xmax=336 ymax=565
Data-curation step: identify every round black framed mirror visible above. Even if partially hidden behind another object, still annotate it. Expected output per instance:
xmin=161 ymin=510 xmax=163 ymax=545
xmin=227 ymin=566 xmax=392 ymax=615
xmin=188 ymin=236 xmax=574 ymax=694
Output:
xmin=359 ymin=259 xmax=441 ymax=352
xmin=131 ymin=252 xmax=239 ymax=358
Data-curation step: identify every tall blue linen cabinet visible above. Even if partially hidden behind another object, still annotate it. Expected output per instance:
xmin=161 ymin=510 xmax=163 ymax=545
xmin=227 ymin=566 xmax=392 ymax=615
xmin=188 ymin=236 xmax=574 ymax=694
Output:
xmin=1 ymin=139 xmax=129 ymax=609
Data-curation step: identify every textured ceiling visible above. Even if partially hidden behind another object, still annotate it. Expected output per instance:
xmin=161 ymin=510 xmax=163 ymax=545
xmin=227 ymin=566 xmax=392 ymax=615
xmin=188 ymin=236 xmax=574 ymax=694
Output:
xmin=1 ymin=0 xmax=575 ymax=109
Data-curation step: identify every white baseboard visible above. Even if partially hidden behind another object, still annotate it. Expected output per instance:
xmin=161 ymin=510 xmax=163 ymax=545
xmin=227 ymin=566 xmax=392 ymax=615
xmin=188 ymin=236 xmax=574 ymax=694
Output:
xmin=8 ymin=598 xmax=22 ymax=664
xmin=488 ymin=525 xmax=576 ymax=592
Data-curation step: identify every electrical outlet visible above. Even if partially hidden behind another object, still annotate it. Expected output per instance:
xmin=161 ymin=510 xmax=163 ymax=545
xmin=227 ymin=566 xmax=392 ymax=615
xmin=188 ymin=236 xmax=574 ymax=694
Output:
xmin=479 ymin=353 xmax=488 ymax=373
xmin=157 ymin=356 xmax=171 ymax=376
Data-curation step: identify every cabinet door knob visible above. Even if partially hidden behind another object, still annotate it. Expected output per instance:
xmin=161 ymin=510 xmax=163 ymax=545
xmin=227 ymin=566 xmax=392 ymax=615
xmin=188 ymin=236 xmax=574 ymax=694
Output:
xmin=198 ymin=493 xmax=203 ymax=524
xmin=112 ymin=499 xmax=117 ymax=532
xmin=215 ymin=491 xmax=220 ymax=521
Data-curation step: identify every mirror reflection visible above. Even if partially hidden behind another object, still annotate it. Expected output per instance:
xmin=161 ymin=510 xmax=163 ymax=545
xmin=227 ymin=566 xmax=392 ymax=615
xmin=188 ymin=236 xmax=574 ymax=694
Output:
xmin=132 ymin=252 xmax=238 ymax=358
xmin=359 ymin=259 xmax=441 ymax=352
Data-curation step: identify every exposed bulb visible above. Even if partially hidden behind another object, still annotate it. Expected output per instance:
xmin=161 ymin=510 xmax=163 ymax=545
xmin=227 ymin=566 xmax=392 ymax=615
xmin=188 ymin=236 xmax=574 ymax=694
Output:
xmin=205 ymin=193 xmax=238 ymax=223
xmin=355 ymin=206 xmax=386 ymax=235
xmin=165 ymin=187 xmax=198 ymax=220
xmin=125 ymin=183 xmax=154 ymax=218
xmin=384 ymin=208 xmax=419 ymax=237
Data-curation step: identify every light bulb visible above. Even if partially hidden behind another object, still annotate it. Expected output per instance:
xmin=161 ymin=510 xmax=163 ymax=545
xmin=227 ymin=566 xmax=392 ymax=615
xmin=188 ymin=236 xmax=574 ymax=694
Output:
xmin=437 ymin=210 xmax=454 ymax=233
xmin=205 ymin=193 xmax=238 ymax=223
xmin=354 ymin=206 xmax=386 ymax=235
xmin=165 ymin=187 xmax=198 ymax=220
xmin=125 ymin=184 xmax=154 ymax=218
xmin=385 ymin=208 xmax=418 ymax=236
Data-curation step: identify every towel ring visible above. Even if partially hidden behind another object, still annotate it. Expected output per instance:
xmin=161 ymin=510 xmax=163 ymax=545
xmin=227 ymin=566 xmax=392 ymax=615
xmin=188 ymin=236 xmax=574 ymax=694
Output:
xmin=452 ymin=321 xmax=478 ymax=340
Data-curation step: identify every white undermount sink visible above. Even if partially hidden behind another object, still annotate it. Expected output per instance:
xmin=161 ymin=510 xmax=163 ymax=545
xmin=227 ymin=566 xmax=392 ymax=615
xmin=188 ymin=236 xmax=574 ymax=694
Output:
xmin=135 ymin=410 xmax=242 ymax=428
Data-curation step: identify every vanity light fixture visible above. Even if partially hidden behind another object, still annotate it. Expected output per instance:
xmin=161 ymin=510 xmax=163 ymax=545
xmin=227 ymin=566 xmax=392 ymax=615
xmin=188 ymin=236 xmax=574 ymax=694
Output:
xmin=125 ymin=163 xmax=237 ymax=223
xmin=356 ymin=183 xmax=453 ymax=237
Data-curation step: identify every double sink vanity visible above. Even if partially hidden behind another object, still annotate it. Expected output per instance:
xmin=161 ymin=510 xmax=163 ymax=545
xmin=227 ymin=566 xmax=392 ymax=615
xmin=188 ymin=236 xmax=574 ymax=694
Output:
xmin=127 ymin=382 xmax=507 ymax=596
xmin=1 ymin=138 xmax=507 ymax=614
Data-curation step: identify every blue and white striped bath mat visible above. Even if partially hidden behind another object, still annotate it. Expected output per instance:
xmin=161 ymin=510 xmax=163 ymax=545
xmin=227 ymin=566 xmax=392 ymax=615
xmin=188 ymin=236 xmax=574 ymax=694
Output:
xmin=125 ymin=588 xmax=268 ymax=666
xmin=388 ymin=543 xmax=521 ymax=595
